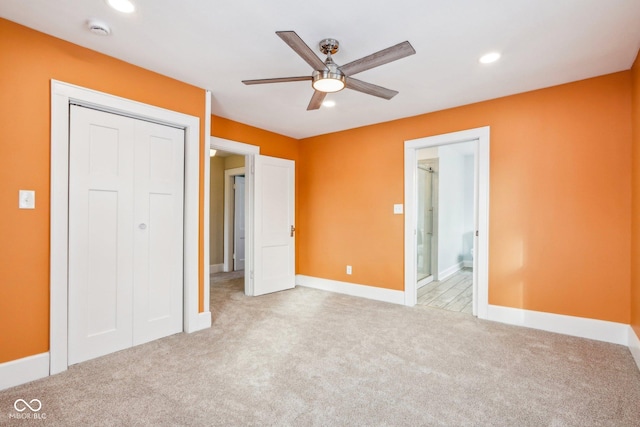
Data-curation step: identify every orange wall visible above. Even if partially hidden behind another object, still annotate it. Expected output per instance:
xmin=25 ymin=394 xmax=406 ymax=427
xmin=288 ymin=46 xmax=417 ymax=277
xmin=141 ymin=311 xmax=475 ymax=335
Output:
xmin=0 ymin=19 xmax=206 ymax=364
xmin=632 ymin=51 xmax=640 ymax=337
xmin=299 ymin=71 xmax=632 ymax=324
xmin=212 ymin=116 xmax=299 ymax=161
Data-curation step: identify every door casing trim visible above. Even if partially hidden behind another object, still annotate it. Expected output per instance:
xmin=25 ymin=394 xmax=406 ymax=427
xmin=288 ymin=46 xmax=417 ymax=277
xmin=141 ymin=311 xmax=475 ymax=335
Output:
xmin=50 ymin=80 xmax=202 ymax=374
xmin=404 ymin=126 xmax=490 ymax=319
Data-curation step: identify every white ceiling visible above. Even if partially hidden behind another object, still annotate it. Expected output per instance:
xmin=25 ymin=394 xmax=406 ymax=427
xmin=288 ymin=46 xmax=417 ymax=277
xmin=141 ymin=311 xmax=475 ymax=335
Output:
xmin=2 ymin=0 xmax=640 ymax=139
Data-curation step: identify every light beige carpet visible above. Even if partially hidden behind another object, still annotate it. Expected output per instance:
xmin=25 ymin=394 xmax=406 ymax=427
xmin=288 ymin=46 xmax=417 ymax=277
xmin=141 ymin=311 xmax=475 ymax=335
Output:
xmin=1 ymin=275 xmax=639 ymax=426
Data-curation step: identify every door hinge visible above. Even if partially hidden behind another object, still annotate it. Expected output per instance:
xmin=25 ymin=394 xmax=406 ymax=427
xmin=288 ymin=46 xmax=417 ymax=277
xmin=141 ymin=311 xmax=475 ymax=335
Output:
xmin=251 ymin=162 xmax=255 ymax=174
xmin=250 ymin=270 xmax=254 ymax=279
xmin=475 ymin=230 xmax=479 ymax=237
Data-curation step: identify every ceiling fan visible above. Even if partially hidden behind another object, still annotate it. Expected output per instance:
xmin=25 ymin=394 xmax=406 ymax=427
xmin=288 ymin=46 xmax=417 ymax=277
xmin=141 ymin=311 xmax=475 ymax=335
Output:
xmin=242 ymin=31 xmax=416 ymax=110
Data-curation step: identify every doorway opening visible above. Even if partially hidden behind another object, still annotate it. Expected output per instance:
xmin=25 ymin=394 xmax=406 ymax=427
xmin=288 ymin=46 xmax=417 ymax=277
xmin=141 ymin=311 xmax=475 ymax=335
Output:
xmin=205 ymin=137 xmax=296 ymax=300
xmin=415 ymin=143 xmax=475 ymax=315
xmin=207 ymin=137 xmax=258 ymax=297
xmin=404 ymin=127 xmax=490 ymax=319
xmin=209 ymin=148 xmax=247 ymax=296
xmin=209 ymin=155 xmax=247 ymax=274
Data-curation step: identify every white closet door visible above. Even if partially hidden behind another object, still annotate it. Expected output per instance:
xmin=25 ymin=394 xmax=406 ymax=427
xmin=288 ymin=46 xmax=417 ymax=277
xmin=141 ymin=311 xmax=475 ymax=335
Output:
xmin=68 ymin=106 xmax=135 ymax=364
xmin=132 ymin=120 xmax=184 ymax=345
xmin=68 ymin=106 xmax=184 ymax=364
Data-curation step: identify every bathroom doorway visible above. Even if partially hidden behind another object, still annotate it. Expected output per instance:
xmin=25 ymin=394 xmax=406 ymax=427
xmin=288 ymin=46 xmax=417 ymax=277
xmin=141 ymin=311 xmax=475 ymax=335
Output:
xmin=404 ymin=126 xmax=490 ymax=318
xmin=415 ymin=143 xmax=475 ymax=314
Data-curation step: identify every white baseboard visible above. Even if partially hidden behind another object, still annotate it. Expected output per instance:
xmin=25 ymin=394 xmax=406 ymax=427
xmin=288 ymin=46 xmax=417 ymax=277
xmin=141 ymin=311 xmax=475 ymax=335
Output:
xmin=487 ymin=304 xmax=629 ymax=346
xmin=629 ymin=327 xmax=640 ymax=371
xmin=462 ymin=260 xmax=473 ymax=268
xmin=0 ymin=353 xmax=50 ymax=391
xmin=439 ymin=262 xmax=463 ymax=281
xmin=296 ymin=276 xmax=631 ymax=348
xmin=195 ymin=311 xmax=212 ymax=330
xmin=209 ymin=264 xmax=224 ymax=274
xmin=296 ymin=275 xmax=404 ymax=305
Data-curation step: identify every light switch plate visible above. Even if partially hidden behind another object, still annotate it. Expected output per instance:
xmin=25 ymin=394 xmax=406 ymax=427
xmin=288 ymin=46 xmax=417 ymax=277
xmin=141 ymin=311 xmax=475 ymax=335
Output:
xmin=19 ymin=190 xmax=35 ymax=209
xmin=393 ymin=204 xmax=403 ymax=214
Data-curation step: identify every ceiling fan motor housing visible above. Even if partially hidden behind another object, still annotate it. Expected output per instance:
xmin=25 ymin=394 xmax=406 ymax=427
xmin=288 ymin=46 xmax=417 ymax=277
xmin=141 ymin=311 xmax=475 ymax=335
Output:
xmin=319 ymin=38 xmax=339 ymax=55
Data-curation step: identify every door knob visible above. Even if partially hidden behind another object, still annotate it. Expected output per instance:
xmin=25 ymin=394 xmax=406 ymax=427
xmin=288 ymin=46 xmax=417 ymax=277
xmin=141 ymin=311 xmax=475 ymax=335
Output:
xmin=139 ymin=223 xmax=147 ymax=230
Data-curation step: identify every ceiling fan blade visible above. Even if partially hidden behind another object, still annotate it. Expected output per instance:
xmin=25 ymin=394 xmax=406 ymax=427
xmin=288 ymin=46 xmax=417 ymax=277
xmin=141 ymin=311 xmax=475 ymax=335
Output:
xmin=307 ymin=91 xmax=327 ymax=110
xmin=339 ymin=41 xmax=415 ymax=76
xmin=346 ymin=78 xmax=398 ymax=100
xmin=242 ymin=76 xmax=311 ymax=85
xmin=276 ymin=31 xmax=328 ymax=71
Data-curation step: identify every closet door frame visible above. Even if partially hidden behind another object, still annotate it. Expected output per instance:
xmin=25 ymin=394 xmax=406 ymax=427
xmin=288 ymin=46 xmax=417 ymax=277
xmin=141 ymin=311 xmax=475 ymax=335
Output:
xmin=50 ymin=80 xmax=204 ymax=374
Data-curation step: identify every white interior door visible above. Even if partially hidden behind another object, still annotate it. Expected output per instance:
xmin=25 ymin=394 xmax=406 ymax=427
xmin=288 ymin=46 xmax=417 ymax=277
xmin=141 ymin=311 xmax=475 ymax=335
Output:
xmin=253 ymin=155 xmax=295 ymax=296
xmin=234 ymin=175 xmax=246 ymax=271
xmin=68 ymin=105 xmax=184 ymax=364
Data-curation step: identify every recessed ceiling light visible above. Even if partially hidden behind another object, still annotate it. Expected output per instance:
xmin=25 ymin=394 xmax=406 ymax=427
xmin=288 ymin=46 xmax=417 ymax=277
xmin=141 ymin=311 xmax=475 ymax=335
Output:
xmin=322 ymin=100 xmax=336 ymax=108
xmin=106 ymin=0 xmax=135 ymax=13
xmin=209 ymin=149 xmax=217 ymax=157
xmin=479 ymin=52 xmax=501 ymax=64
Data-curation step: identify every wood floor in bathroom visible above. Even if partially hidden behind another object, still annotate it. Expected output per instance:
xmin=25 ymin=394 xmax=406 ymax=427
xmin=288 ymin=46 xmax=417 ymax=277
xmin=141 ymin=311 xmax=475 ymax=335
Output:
xmin=417 ymin=268 xmax=473 ymax=314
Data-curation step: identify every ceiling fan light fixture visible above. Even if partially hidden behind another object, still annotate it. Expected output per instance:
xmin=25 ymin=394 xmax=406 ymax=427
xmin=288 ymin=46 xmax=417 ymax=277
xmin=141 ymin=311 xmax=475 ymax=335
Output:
xmin=312 ymin=70 xmax=346 ymax=93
